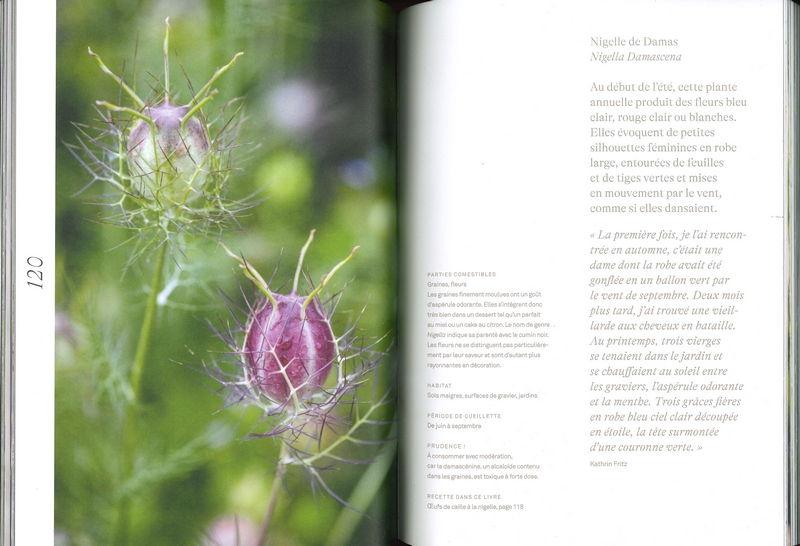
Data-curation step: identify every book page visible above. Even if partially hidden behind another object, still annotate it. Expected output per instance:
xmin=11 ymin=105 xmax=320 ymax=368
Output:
xmin=39 ymin=1 xmax=398 ymax=545
xmin=399 ymin=1 xmax=785 ymax=544
xmin=15 ymin=1 xmax=57 ymax=545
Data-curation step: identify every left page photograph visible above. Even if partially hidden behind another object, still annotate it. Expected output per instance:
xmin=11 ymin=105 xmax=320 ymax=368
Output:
xmin=16 ymin=1 xmax=398 ymax=545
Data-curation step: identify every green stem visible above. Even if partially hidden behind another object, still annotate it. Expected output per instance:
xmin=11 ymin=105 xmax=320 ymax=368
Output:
xmin=327 ymin=432 xmax=397 ymax=546
xmin=112 ymin=242 xmax=168 ymax=546
xmin=130 ymin=242 xmax=168 ymax=397
xmin=258 ymin=440 xmax=289 ymax=546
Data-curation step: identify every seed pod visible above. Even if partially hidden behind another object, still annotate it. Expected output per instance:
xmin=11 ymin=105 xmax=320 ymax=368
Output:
xmin=244 ymin=292 xmax=336 ymax=403
xmin=222 ymin=231 xmax=358 ymax=405
xmin=88 ymin=19 xmax=242 ymax=208
xmin=127 ymin=99 xmax=210 ymax=203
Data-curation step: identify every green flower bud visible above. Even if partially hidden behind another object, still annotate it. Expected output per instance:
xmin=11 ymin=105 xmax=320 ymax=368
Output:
xmin=127 ymin=99 xmax=210 ymax=204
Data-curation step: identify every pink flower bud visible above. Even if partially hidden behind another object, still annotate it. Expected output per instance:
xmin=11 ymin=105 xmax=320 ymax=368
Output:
xmin=127 ymin=99 xmax=210 ymax=202
xmin=244 ymin=292 xmax=336 ymax=403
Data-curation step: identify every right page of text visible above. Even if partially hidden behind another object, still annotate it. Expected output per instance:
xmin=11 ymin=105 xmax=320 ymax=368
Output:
xmin=399 ymin=0 xmax=786 ymax=544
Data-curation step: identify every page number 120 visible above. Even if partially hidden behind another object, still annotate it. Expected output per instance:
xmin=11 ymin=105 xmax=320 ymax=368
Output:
xmin=26 ymin=256 xmax=43 ymax=288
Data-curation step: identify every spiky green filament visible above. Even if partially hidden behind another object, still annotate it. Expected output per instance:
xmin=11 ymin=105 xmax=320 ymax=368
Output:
xmin=293 ymin=230 xmax=316 ymax=293
xmin=219 ymin=243 xmax=279 ymax=309
xmin=181 ymin=91 xmax=217 ymax=132
xmin=88 ymin=47 xmax=145 ymax=110
xmin=191 ymin=52 xmax=244 ymax=107
xmin=92 ymin=20 xmax=240 ymax=145
xmin=163 ymin=18 xmax=171 ymax=99
xmin=177 ymin=151 xmax=214 ymax=205
xmin=285 ymin=392 xmax=381 ymax=467
xmin=94 ymin=102 xmax=153 ymax=125
xmin=301 ymin=246 xmax=359 ymax=319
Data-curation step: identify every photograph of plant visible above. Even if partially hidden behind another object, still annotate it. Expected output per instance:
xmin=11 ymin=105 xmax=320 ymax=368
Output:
xmin=54 ymin=2 xmax=397 ymax=545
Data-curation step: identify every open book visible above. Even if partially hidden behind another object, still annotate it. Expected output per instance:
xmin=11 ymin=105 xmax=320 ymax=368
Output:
xmin=4 ymin=0 xmax=800 ymax=544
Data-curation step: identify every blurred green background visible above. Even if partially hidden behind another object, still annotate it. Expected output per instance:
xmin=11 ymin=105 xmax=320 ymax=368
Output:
xmin=55 ymin=1 xmax=398 ymax=544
